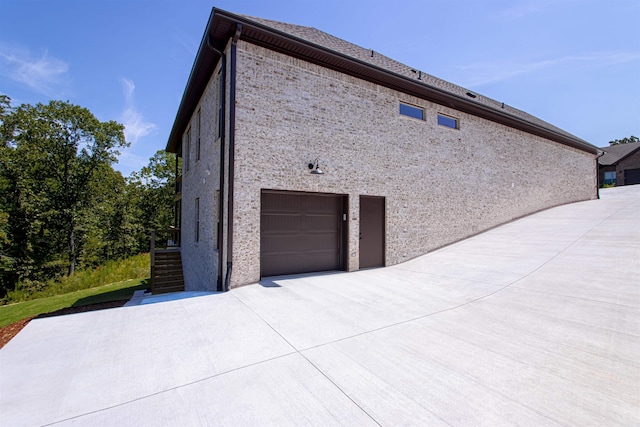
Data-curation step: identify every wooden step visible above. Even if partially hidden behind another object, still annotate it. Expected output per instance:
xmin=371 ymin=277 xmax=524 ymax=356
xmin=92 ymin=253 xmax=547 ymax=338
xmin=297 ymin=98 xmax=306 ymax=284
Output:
xmin=155 ymin=255 xmax=181 ymax=261
xmin=154 ymin=266 xmax=182 ymax=273
xmin=154 ymin=279 xmax=184 ymax=288
xmin=154 ymin=265 xmax=183 ymax=272
xmin=154 ymin=274 xmax=183 ymax=282
xmin=151 ymin=279 xmax=185 ymax=294
xmin=151 ymin=249 xmax=185 ymax=294
xmin=154 ymin=264 xmax=183 ymax=270
xmin=155 ymin=259 xmax=182 ymax=264
xmin=153 ymin=284 xmax=185 ymax=294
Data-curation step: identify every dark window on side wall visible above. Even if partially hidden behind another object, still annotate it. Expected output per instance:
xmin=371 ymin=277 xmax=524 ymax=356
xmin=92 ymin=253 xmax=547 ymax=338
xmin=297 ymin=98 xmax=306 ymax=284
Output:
xmin=195 ymin=198 xmax=200 ymax=242
xmin=185 ymin=128 xmax=191 ymax=171
xmin=196 ymin=108 xmax=201 ymax=161
xmin=437 ymin=114 xmax=459 ymax=129
xmin=400 ymin=102 xmax=424 ymax=120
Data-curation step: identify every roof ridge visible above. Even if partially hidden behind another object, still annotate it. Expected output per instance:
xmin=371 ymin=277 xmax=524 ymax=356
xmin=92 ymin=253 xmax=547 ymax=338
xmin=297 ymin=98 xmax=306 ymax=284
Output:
xmin=236 ymin=14 xmax=317 ymax=33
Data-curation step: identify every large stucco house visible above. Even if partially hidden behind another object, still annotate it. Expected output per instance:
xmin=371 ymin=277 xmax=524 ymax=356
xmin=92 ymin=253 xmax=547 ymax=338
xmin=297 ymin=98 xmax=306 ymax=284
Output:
xmin=165 ymin=8 xmax=600 ymax=292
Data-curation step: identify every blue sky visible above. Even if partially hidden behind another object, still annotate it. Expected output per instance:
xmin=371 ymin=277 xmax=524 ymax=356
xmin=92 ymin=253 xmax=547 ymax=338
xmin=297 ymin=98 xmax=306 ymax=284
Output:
xmin=2 ymin=0 xmax=639 ymax=176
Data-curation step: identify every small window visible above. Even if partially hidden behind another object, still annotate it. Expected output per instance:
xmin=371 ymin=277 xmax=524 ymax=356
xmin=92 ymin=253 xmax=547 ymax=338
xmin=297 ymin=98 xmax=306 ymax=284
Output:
xmin=184 ymin=127 xmax=191 ymax=171
xmin=195 ymin=198 xmax=200 ymax=242
xmin=400 ymin=102 xmax=424 ymax=120
xmin=604 ymin=171 xmax=616 ymax=185
xmin=437 ymin=114 xmax=459 ymax=129
xmin=196 ymin=108 xmax=201 ymax=162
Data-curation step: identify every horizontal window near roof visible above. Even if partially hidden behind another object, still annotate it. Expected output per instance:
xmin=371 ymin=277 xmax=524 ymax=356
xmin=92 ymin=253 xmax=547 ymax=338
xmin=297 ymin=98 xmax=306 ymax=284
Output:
xmin=400 ymin=102 xmax=424 ymax=120
xmin=437 ymin=114 xmax=459 ymax=129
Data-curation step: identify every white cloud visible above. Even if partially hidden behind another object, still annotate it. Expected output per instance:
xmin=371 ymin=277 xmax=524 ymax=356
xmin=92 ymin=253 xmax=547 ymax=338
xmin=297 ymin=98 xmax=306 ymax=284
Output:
xmin=115 ymin=149 xmax=148 ymax=177
xmin=119 ymin=78 xmax=156 ymax=145
xmin=0 ymin=43 xmax=69 ymax=96
xmin=172 ymin=29 xmax=198 ymax=57
xmin=457 ymin=51 xmax=640 ymax=87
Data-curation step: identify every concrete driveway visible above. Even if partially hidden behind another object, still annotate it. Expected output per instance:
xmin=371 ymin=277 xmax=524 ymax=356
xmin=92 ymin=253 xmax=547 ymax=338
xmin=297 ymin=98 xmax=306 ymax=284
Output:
xmin=1 ymin=186 xmax=638 ymax=426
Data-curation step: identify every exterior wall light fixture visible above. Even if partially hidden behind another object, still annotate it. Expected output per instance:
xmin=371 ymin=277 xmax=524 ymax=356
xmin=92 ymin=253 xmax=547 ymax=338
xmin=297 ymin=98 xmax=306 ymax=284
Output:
xmin=308 ymin=158 xmax=324 ymax=175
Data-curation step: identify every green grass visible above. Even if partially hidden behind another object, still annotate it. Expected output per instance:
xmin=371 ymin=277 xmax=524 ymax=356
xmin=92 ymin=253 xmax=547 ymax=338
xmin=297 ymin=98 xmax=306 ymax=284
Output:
xmin=5 ymin=253 xmax=150 ymax=303
xmin=0 ymin=278 xmax=149 ymax=328
xmin=0 ymin=253 xmax=151 ymax=328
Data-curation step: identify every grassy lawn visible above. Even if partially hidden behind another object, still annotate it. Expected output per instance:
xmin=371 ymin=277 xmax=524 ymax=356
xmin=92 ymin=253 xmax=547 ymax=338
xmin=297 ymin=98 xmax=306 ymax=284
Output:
xmin=4 ymin=253 xmax=150 ymax=303
xmin=0 ymin=278 xmax=148 ymax=328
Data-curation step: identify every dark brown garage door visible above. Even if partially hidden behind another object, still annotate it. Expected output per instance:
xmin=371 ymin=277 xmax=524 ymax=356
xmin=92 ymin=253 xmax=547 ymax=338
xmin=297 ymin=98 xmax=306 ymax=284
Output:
xmin=261 ymin=191 xmax=346 ymax=277
xmin=624 ymin=168 xmax=640 ymax=185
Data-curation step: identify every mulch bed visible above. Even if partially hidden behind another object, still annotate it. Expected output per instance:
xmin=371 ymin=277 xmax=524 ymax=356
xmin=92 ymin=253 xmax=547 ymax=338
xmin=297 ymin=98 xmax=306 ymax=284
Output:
xmin=0 ymin=300 xmax=128 ymax=350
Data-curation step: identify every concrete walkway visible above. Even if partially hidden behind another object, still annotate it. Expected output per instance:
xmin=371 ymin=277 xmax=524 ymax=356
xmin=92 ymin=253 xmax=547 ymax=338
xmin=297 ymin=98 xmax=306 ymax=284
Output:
xmin=1 ymin=186 xmax=638 ymax=426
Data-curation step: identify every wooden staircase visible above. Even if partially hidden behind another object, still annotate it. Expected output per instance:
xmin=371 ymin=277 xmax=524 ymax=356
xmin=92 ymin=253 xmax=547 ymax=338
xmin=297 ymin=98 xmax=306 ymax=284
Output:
xmin=151 ymin=249 xmax=185 ymax=294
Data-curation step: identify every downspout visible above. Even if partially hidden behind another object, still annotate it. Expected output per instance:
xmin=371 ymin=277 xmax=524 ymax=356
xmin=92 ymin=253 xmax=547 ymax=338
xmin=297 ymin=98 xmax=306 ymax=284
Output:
xmin=174 ymin=153 xmax=179 ymax=229
xmin=224 ymin=23 xmax=242 ymax=292
xmin=596 ymin=150 xmax=605 ymax=199
xmin=207 ymin=36 xmax=226 ymax=292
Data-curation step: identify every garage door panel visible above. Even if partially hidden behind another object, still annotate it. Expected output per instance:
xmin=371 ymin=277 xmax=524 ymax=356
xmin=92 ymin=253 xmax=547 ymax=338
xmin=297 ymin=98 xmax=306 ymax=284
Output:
xmin=306 ymin=214 xmax=340 ymax=229
xmin=261 ymin=191 xmax=344 ymax=277
xmin=261 ymin=253 xmax=339 ymax=277
xmin=261 ymin=224 xmax=340 ymax=237
xmin=261 ymin=251 xmax=340 ymax=276
xmin=262 ymin=234 xmax=337 ymax=252
xmin=624 ymin=168 xmax=640 ymax=185
xmin=261 ymin=214 xmax=305 ymax=233
xmin=261 ymin=235 xmax=304 ymax=252
xmin=303 ymin=232 xmax=339 ymax=249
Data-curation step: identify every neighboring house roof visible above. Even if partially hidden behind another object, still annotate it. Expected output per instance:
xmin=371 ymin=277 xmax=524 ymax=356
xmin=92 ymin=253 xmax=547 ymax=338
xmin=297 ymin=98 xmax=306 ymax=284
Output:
xmin=598 ymin=142 xmax=640 ymax=166
xmin=167 ymin=8 xmax=599 ymax=155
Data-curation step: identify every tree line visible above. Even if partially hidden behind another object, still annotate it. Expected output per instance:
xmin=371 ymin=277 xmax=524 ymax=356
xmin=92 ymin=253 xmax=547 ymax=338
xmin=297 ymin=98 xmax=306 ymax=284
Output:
xmin=609 ymin=136 xmax=639 ymax=145
xmin=0 ymin=96 xmax=175 ymax=297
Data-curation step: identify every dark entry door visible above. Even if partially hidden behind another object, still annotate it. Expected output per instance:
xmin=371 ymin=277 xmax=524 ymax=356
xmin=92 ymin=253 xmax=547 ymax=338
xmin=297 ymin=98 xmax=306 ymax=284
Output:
xmin=359 ymin=196 xmax=385 ymax=269
xmin=261 ymin=191 xmax=345 ymax=277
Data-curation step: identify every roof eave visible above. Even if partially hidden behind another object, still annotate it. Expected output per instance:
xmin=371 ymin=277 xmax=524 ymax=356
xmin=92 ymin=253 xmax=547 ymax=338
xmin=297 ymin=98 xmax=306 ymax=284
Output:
xmin=166 ymin=9 xmax=599 ymax=155
xmin=598 ymin=144 xmax=640 ymax=165
xmin=166 ymin=9 xmax=222 ymax=153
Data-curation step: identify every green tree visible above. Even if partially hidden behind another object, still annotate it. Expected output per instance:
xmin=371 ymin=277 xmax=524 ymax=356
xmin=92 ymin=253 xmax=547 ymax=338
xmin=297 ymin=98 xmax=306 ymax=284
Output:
xmin=1 ymin=99 xmax=127 ymax=285
xmin=127 ymin=150 xmax=176 ymax=251
xmin=0 ymin=95 xmax=10 ymax=117
xmin=0 ymin=98 xmax=10 ymax=274
xmin=77 ymin=164 xmax=142 ymax=265
xmin=609 ymin=135 xmax=639 ymax=145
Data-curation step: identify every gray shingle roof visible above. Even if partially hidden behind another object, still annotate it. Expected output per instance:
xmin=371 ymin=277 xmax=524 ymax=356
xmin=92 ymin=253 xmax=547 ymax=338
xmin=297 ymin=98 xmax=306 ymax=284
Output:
xmin=239 ymin=14 xmax=584 ymax=144
xmin=166 ymin=8 xmax=599 ymax=154
xmin=598 ymin=142 xmax=640 ymax=166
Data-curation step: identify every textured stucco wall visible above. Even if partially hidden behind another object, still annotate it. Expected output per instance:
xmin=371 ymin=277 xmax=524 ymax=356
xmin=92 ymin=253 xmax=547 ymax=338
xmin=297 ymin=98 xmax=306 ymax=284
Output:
xmin=179 ymin=63 xmax=223 ymax=292
xmin=227 ymin=41 xmax=595 ymax=288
